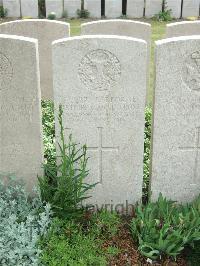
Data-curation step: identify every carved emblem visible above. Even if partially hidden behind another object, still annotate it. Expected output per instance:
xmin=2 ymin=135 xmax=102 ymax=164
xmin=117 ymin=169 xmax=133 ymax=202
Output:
xmin=0 ymin=52 xmax=13 ymax=90
xmin=182 ymin=51 xmax=200 ymax=91
xmin=78 ymin=49 xmax=121 ymax=91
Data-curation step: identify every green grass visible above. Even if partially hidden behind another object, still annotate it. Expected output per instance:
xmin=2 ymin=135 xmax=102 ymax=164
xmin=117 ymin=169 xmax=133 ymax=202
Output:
xmin=39 ymin=210 xmax=121 ymax=266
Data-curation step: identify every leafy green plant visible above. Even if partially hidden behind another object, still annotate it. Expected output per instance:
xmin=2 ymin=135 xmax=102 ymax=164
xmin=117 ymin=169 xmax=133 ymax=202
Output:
xmin=38 ymin=106 xmax=97 ymax=219
xmin=40 ymin=218 xmax=107 ymax=266
xmin=143 ymin=107 xmax=152 ymax=202
xmin=0 ymin=176 xmax=51 ymax=266
xmin=154 ymin=0 xmax=172 ymax=21
xmin=77 ymin=8 xmax=90 ymax=18
xmin=90 ymin=210 xmax=121 ymax=239
xmin=0 ymin=5 xmax=7 ymax=18
xmin=40 ymin=210 xmax=121 ymax=265
xmin=42 ymin=100 xmax=56 ymax=166
xmin=130 ymin=194 xmax=200 ymax=260
xmin=47 ymin=12 xmax=56 ymax=20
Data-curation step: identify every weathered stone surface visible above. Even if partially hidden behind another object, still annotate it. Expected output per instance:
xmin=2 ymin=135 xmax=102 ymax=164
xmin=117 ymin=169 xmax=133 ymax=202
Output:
xmin=166 ymin=0 xmax=182 ymax=18
xmin=105 ymin=0 xmax=122 ymax=18
xmin=46 ymin=0 xmax=63 ymax=18
xmin=0 ymin=20 xmax=70 ymax=99
xmin=64 ymin=0 xmax=81 ymax=18
xmin=127 ymin=0 xmax=144 ymax=18
xmin=151 ymin=36 xmax=200 ymax=203
xmin=2 ymin=0 xmax=20 ymax=17
xmin=182 ymin=0 xmax=199 ymax=18
xmin=166 ymin=21 xmax=200 ymax=38
xmin=0 ymin=34 xmax=43 ymax=191
xmin=81 ymin=20 xmax=151 ymax=88
xmin=84 ymin=0 xmax=101 ymax=18
xmin=52 ymin=35 xmax=147 ymax=207
xmin=145 ymin=0 xmax=162 ymax=18
xmin=21 ymin=0 xmax=38 ymax=18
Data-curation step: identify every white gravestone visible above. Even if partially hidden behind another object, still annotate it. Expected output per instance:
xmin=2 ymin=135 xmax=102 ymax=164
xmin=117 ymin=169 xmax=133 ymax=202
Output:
xmin=0 ymin=34 xmax=43 ymax=191
xmin=145 ymin=0 xmax=162 ymax=18
xmin=182 ymin=0 xmax=199 ymax=18
xmin=166 ymin=0 xmax=182 ymax=18
xmin=64 ymin=0 xmax=81 ymax=18
xmin=105 ymin=0 xmax=122 ymax=18
xmin=166 ymin=21 xmax=200 ymax=38
xmin=0 ymin=20 xmax=70 ymax=100
xmin=46 ymin=0 xmax=63 ymax=18
xmin=2 ymin=0 xmax=20 ymax=17
xmin=127 ymin=0 xmax=144 ymax=18
xmin=81 ymin=20 xmax=151 ymax=89
xmin=52 ymin=35 xmax=147 ymax=207
xmin=21 ymin=0 xmax=38 ymax=18
xmin=151 ymin=36 xmax=200 ymax=203
xmin=84 ymin=0 xmax=101 ymax=18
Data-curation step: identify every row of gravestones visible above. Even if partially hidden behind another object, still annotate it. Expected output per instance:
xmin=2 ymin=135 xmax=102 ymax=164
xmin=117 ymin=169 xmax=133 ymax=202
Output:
xmin=1 ymin=19 xmax=200 ymax=100
xmin=1 ymin=0 xmax=199 ymax=19
xmin=1 ymin=20 xmax=200 ymax=207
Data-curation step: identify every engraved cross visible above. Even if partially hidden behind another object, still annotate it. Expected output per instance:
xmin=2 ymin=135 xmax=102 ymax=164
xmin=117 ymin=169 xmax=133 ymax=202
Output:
xmin=87 ymin=127 xmax=119 ymax=184
xmin=179 ymin=127 xmax=200 ymax=183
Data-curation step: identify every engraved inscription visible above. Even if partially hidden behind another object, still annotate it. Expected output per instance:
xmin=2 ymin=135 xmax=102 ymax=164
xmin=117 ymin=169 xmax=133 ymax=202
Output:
xmin=78 ymin=49 xmax=121 ymax=91
xmin=0 ymin=52 xmax=13 ymax=90
xmin=63 ymin=96 xmax=136 ymax=123
xmin=182 ymin=51 xmax=200 ymax=91
xmin=87 ymin=127 xmax=119 ymax=184
xmin=179 ymin=127 xmax=200 ymax=183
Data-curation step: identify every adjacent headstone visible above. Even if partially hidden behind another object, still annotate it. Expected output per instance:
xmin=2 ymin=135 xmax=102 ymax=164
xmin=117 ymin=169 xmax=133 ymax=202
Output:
xmin=21 ymin=0 xmax=38 ymax=18
xmin=2 ymin=0 xmax=20 ymax=17
xmin=84 ymin=0 xmax=101 ymax=18
xmin=52 ymin=35 xmax=147 ymax=207
xmin=0 ymin=0 xmax=3 ymax=5
xmin=166 ymin=21 xmax=200 ymax=38
xmin=166 ymin=0 xmax=182 ymax=18
xmin=151 ymin=36 xmax=200 ymax=203
xmin=0 ymin=20 xmax=70 ymax=99
xmin=127 ymin=0 xmax=144 ymax=18
xmin=182 ymin=0 xmax=199 ymax=18
xmin=81 ymin=20 xmax=151 ymax=46
xmin=64 ymin=0 xmax=81 ymax=18
xmin=46 ymin=0 xmax=63 ymax=18
xmin=0 ymin=34 xmax=43 ymax=191
xmin=145 ymin=0 xmax=162 ymax=18
xmin=105 ymin=0 xmax=122 ymax=18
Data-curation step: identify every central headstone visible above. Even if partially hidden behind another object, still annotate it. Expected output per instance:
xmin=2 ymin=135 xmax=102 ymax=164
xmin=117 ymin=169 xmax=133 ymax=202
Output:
xmin=52 ymin=36 xmax=147 ymax=207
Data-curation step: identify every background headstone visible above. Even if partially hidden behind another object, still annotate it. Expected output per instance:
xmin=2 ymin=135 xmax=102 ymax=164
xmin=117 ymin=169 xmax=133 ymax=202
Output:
xmin=182 ymin=0 xmax=199 ymax=18
xmin=105 ymin=0 xmax=122 ymax=18
xmin=126 ymin=0 xmax=144 ymax=18
xmin=0 ymin=34 xmax=43 ymax=191
xmin=64 ymin=0 xmax=81 ymax=18
xmin=0 ymin=20 xmax=70 ymax=99
xmin=145 ymin=0 xmax=162 ymax=18
xmin=46 ymin=0 xmax=63 ymax=18
xmin=2 ymin=0 xmax=20 ymax=17
xmin=151 ymin=36 xmax=200 ymax=203
xmin=52 ymin=35 xmax=147 ymax=207
xmin=166 ymin=21 xmax=200 ymax=38
xmin=21 ymin=0 xmax=38 ymax=18
xmin=84 ymin=0 xmax=101 ymax=18
xmin=166 ymin=0 xmax=182 ymax=18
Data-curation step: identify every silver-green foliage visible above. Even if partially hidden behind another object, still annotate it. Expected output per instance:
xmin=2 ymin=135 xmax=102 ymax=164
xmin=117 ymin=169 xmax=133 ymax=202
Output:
xmin=0 ymin=177 xmax=52 ymax=266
